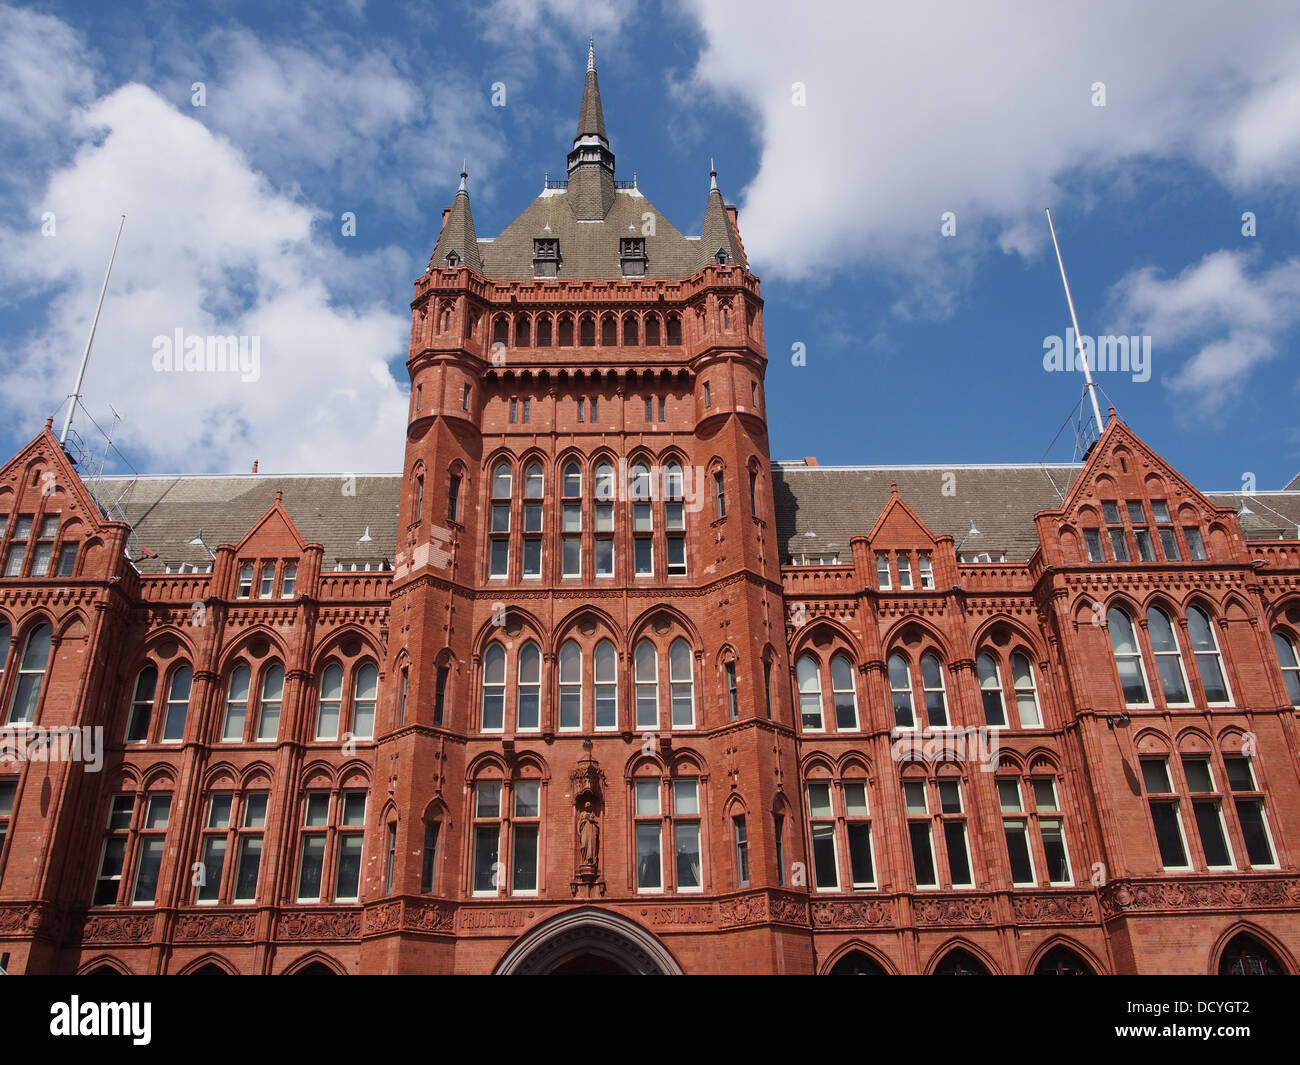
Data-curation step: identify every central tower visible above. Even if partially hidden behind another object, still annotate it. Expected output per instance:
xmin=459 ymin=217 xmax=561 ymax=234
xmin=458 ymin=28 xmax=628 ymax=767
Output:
xmin=361 ymin=43 xmax=805 ymax=974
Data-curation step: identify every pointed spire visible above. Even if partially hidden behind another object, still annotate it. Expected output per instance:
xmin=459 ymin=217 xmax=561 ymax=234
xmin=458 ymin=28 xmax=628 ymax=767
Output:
xmin=431 ymin=168 xmax=482 ymax=272
xmin=567 ymin=38 xmax=616 ymax=219
xmin=698 ymin=163 xmax=747 ymax=269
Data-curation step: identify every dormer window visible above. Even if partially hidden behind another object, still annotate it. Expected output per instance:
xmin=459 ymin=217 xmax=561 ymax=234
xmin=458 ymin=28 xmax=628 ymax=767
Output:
xmin=445 ymin=250 xmax=461 ymax=268
xmin=533 ymin=238 xmax=560 ymax=278
xmin=620 ymin=237 xmax=646 ymax=277
xmin=713 ymin=248 xmax=729 ymax=265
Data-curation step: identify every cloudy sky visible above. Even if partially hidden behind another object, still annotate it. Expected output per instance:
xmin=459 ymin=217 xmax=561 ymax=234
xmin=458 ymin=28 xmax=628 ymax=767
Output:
xmin=1 ymin=0 xmax=1298 ymax=489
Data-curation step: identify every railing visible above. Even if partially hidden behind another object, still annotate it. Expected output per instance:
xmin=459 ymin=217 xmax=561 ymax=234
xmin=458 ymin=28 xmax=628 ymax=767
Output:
xmin=140 ymin=574 xmax=212 ymax=603
xmin=316 ymin=573 xmax=393 ymax=600
xmin=543 ymin=179 xmax=568 ymax=189
xmin=781 ymin=565 xmax=858 ymax=596
xmin=1249 ymin=542 xmax=1300 ymax=569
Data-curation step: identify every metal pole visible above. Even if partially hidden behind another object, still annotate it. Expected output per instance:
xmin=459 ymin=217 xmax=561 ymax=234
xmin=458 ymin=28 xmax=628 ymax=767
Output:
xmin=60 ymin=214 xmax=126 ymax=445
xmin=1045 ymin=208 xmax=1105 ymax=434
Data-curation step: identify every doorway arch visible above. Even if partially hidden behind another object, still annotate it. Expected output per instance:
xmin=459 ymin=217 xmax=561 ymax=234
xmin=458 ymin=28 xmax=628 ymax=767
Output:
xmin=494 ymin=907 xmax=683 ymax=975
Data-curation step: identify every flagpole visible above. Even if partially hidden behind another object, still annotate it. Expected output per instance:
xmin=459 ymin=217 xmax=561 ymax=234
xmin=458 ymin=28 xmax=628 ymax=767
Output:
xmin=60 ymin=214 xmax=126 ymax=446
xmin=1045 ymin=208 xmax=1105 ymax=434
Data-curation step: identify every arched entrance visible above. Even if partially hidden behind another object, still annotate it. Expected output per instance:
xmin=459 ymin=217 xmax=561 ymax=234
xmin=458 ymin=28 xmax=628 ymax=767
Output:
xmin=494 ymin=907 xmax=683 ymax=975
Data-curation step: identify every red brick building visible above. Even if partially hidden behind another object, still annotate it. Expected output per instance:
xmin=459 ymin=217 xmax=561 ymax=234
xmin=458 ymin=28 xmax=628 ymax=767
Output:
xmin=1 ymin=46 xmax=1299 ymax=975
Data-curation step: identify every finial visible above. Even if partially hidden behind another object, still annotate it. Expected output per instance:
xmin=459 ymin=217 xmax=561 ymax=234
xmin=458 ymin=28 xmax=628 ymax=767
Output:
xmin=710 ymin=158 xmax=718 ymax=191
xmin=458 ymin=165 xmax=467 ymax=193
xmin=890 ymin=481 xmax=898 ymax=496
xmin=275 ymin=489 xmax=282 ymax=504
xmin=587 ymin=36 xmax=596 ymax=73
xmin=44 ymin=416 xmax=53 ymax=431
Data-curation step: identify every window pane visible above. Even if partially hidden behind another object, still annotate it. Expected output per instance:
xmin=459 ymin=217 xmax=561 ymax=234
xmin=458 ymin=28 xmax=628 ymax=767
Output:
xmin=1234 ymin=799 xmax=1274 ymax=865
xmin=807 ymin=781 xmax=833 ymax=818
xmin=133 ymin=839 xmax=166 ymax=903
xmin=636 ymin=823 xmax=662 ymax=889
xmin=811 ymin=823 xmax=838 ymax=889
xmin=675 ymin=823 xmax=701 ymax=890
xmin=943 ymin=821 xmax=972 ymax=885
xmin=1141 ymin=759 xmax=1171 ymax=793
xmin=843 ymin=782 xmax=868 ymax=817
xmin=1193 ymin=801 xmax=1231 ymax=867
xmin=997 ymin=779 xmax=1022 ymax=812
xmin=198 ymin=837 xmax=226 ymax=901
xmin=1150 ymin=802 xmax=1187 ymax=866
xmin=473 ymin=826 xmax=499 ymax=892
xmin=673 ymin=779 xmax=699 ymax=815
xmin=847 ymin=823 xmax=874 ymax=886
xmin=1041 ymin=820 xmax=1071 ymax=882
xmin=635 ymin=779 xmax=660 ymax=816
xmin=1182 ymin=757 xmax=1214 ymax=793
xmin=937 ymin=779 xmax=962 ymax=813
xmin=475 ymin=781 xmax=501 ymax=819
xmin=512 ymin=824 xmax=539 ymax=891
xmin=1224 ymin=756 xmax=1255 ymax=792
xmin=1004 ymin=822 xmax=1034 ymax=884
xmin=903 ymin=781 xmax=927 ymax=814
xmin=908 ymin=822 xmax=936 ymax=886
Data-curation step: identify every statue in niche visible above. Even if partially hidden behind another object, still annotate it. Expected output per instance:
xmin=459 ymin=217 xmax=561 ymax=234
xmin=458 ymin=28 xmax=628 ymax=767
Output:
xmin=577 ymin=800 xmax=599 ymax=868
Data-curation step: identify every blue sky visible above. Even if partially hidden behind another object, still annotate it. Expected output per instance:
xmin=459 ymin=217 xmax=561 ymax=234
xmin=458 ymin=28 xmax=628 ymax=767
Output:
xmin=1 ymin=0 xmax=1298 ymax=490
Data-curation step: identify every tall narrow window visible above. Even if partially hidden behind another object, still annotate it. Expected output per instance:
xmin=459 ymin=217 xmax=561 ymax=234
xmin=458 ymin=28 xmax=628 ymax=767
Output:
xmin=1182 ymin=756 xmax=1233 ymax=868
xmin=1142 ymin=758 xmax=1189 ymax=868
xmin=472 ymin=782 xmax=501 ymax=894
xmin=807 ymin=781 xmax=839 ymax=890
xmin=1010 ymin=652 xmax=1042 ymax=727
xmin=897 ymin=555 xmax=913 ymax=590
xmin=876 ymin=553 xmax=891 ymax=589
xmin=595 ymin=462 xmax=615 ymax=577
xmin=938 ymin=779 xmax=972 ymax=886
xmin=1152 ymin=500 xmax=1180 ymax=560
xmin=774 ymin=813 xmax=786 ymax=885
xmin=1146 ymin=607 xmax=1189 ymax=704
xmin=384 ymin=822 xmax=397 ymax=894
xmin=333 ymin=793 xmax=366 ymax=901
xmin=1187 ymin=607 xmax=1230 ymax=704
xmin=434 ymin=664 xmax=449 ymax=726
xmin=523 ymin=462 xmax=543 ymax=579
xmin=398 ymin=666 xmax=409 ymax=726
xmin=669 ymin=639 xmax=694 ymax=728
xmin=448 ymin=474 xmax=462 ymax=522
xmin=490 ymin=462 xmax=512 ymax=579
xmin=635 ymin=779 xmax=662 ymax=891
xmin=126 ymin=666 xmax=158 ymax=743
xmin=257 ymin=664 xmax=283 ymax=741
xmin=7 ymin=624 xmax=50 ymax=723
xmin=713 ymin=472 xmax=726 ymax=519
xmin=1184 ymin=527 xmax=1207 ymax=560
xmin=223 ymin=665 xmax=250 ymax=741
xmin=726 ymin=661 xmax=739 ymax=721
xmin=673 ymin=780 xmax=702 ymax=892
xmin=921 ymin=654 xmax=948 ymax=727
xmin=1224 ymin=756 xmax=1276 ymax=867
xmin=1103 ymin=501 xmax=1130 ymax=562
xmin=281 ymin=563 xmax=297 ymax=597
xmin=1129 ymin=501 xmax=1155 ymax=561
xmin=421 ymin=821 xmax=441 ymax=893
xmin=517 ymin=642 xmax=541 ymax=731
xmin=256 ymin=562 xmax=274 ymax=595
xmin=558 ymin=641 xmax=582 ymax=730
xmin=733 ymin=814 xmax=750 ymax=887
xmin=94 ymin=795 xmax=135 ymax=905
xmin=512 ymin=780 xmax=540 ymax=893
xmin=316 ymin=663 xmax=343 ymax=740
xmin=481 ymin=643 xmax=506 ymax=732
xmin=30 ymin=515 xmax=57 ymax=576
xmin=1108 ymin=608 xmax=1150 ymax=706
xmin=889 ymin=654 xmax=914 ymax=728
xmin=352 ymin=663 xmax=378 ymax=738
xmin=978 ymin=653 xmax=1005 ymax=727
xmin=1083 ymin=528 xmax=1105 ymax=562
xmin=132 ymin=793 xmax=171 ymax=904
xmin=831 ymin=654 xmax=858 ymax=730
xmin=163 ymin=665 xmax=192 ymax=741
xmin=237 ymin=563 xmax=253 ymax=598
xmin=918 ymin=552 xmax=934 ymax=589
xmin=797 ymin=654 xmax=823 ymax=731
xmin=635 ymin=640 xmax=659 ymax=730
xmin=197 ymin=793 xmax=232 ymax=902
xmin=904 ymin=779 xmax=936 ymax=887
xmin=763 ymin=659 xmax=774 ymax=719
xmin=234 ymin=793 xmax=266 ymax=903
xmin=594 ymin=640 xmax=618 ymax=730
xmin=844 ymin=781 xmax=875 ymax=887
xmin=1273 ymin=631 xmax=1300 ymax=706
xmin=999 ymin=779 xmax=1035 ymax=885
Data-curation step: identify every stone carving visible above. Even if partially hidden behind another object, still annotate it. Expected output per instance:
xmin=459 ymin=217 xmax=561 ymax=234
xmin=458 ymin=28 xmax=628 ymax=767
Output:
xmin=717 ymin=894 xmax=766 ymax=927
xmin=914 ymin=896 xmax=994 ymax=926
xmin=81 ymin=913 xmax=155 ymax=943
xmin=810 ymin=899 xmax=893 ymax=928
xmin=577 ymin=801 xmax=600 ymax=868
xmin=277 ymin=909 xmax=361 ymax=941
xmin=1101 ymin=877 xmax=1300 ymax=917
xmin=1011 ymin=894 xmax=1097 ymax=924
xmin=173 ymin=912 xmax=256 ymax=942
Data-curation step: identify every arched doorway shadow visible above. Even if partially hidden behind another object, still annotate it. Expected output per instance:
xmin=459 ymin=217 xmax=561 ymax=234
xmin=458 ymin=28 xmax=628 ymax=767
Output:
xmin=494 ymin=907 xmax=683 ymax=975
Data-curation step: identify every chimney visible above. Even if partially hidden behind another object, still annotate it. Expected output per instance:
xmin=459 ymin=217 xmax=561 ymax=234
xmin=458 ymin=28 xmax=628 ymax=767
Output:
xmin=439 ymin=207 xmax=452 ymax=237
xmin=803 ymin=456 xmax=819 ymax=467
xmin=252 ymin=460 xmax=259 ymax=473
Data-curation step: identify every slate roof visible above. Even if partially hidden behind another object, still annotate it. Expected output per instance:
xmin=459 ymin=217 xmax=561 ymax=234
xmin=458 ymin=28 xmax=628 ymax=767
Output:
xmin=89 ymin=466 xmax=1300 ymax=574
xmin=94 ymin=474 xmax=401 ymax=574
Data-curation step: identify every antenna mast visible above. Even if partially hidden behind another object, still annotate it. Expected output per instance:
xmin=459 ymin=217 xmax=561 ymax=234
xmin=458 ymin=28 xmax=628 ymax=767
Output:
xmin=60 ymin=214 xmax=126 ymax=446
xmin=1044 ymin=208 xmax=1105 ymax=435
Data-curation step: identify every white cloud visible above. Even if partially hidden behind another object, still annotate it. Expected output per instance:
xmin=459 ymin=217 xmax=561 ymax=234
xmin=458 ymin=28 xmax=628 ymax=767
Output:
xmin=679 ymin=1 xmax=1300 ymax=286
xmin=1107 ymin=251 xmax=1300 ymax=409
xmin=0 ymin=82 xmax=409 ymax=474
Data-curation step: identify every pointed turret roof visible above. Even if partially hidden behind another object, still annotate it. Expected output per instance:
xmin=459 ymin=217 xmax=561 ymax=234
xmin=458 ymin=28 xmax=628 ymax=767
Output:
xmin=430 ymin=169 xmax=482 ymax=272
xmin=698 ymin=163 xmax=747 ymax=269
xmin=576 ymin=38 xmax=608 ymax=143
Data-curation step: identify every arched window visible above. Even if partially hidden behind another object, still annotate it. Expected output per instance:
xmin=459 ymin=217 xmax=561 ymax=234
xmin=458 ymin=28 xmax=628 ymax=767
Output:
xmin=669 ymin=638 xmax=694 ymax=728
xmin=623 ymin=314 xmax=639 ymax=346
xmin=1218 ymin=933 xmax=1284 ymax=975
xmin=796 ymin=654 xmax=823 ymax=731
xmin=223 ymin=664 xmax=251 ymax=741
xmin=830 ymin=951 xmax=885 ymax=975
xmin=1273 ymin=631 xmax=1300 ymax=706
xmin=481 ymin=644 xmax=506 ymax=732
xmin=0 ymin=622 xmax=8 ymax=693
xmin=1146 ymin=607 xmax=1189 ymax=704
xmin=523 ymin=462 xmax=544 ymax=499
xmin=517 ymin=642 xmax=541 ymax=731
xmin=352 ymin=663 xmax=378 ymax=738
xmin=977 ymin=654 xmax=1004 ymax=727
xmin=644 ymin=315 xmax=660 ymax=346
xmin=579 ymin=314 xmax=596 ymax=346
xmin=921 ymin=653 xmax=948 ymax=727
xmin=635 ymin=639 xmax=658 ymax=729
xmin=1187 ymin=606 xmax=1230 ymax=704
xmin=515 ymin=314 xmax=530 ymax=347
xmin=1108 ymin=607 xmax=1150 ymax=705
xmin=258 ymin=664 xmax=283 ymax=741
xmin=666 ymin=314 xmax=682 ymax=345
xmin=126 ymin=665 xmax=158 ymax=742
xmin=492 ymin=316 xmax=508 ymax=346
xmin=558 ymin=641 xmax=582 ymax=730
xmin=601 ymin=315 xmax=617 ymax=346
xmin=259 ymin=563 xmax=275 ymax=599
xmin=1035 ymin=946 xmax=1094 ymax=975
xmin=595 ymin=462 xmax=615 ymax=500
xmin=1010 ymin=653 xmax=1042 ymax=727
xmin=831 ymin=653 xmax=858 ymax=730
xmin=563 ymin=462 xmax=581 ymax=497
xmin=492 ymin=462 xmax=513 ymax=499
xmin=163 ymin=665 xmax=192 ymax=741
xmin=8 ymin=623 xmax=51 ymax=724
xmin=237 ymin=563 xmax=253 ymax=598
xmin=317 ymin=663 xmax=344 ymax=740
xmin=934 ymin=948 xmax=988 ymax=975
xmin=536 ymin=315 xmax=552 ymax=346
xmin=594 ymin=640 xmax=617 ymax=730
xmin=888 ymin=654 xmax=914 ymax=729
